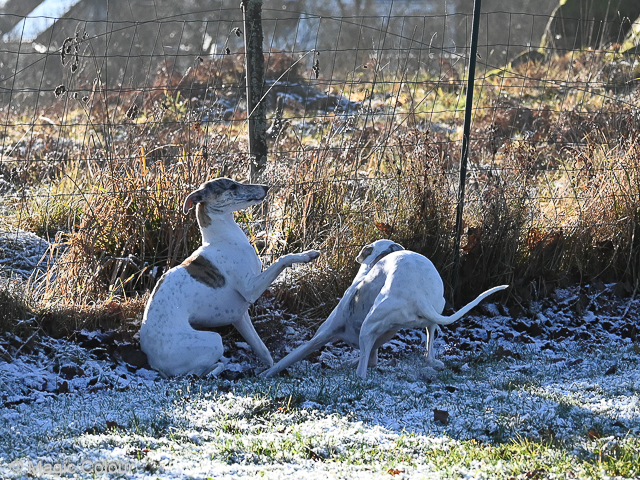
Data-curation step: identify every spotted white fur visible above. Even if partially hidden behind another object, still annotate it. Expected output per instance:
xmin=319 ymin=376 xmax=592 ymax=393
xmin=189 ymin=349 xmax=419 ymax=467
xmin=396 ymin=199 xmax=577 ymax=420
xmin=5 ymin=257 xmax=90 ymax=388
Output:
xmin=263 ymin=239 xmax=508 ymax=379
xmin=140 ymin=178 xmax=320 ymax=377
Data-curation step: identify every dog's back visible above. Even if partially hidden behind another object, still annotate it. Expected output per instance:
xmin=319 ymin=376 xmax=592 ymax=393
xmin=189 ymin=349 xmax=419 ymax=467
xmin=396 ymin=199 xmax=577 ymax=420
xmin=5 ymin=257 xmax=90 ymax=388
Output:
xmin=377 ymin=250 xmax=506 ymax=327
xmin=264 ymin=240 xmax=506 ymax=379
xmin=370 ymin=250 xmax=446 ymax=313
xmin=336 ymin=251 xmax=446 ymax=343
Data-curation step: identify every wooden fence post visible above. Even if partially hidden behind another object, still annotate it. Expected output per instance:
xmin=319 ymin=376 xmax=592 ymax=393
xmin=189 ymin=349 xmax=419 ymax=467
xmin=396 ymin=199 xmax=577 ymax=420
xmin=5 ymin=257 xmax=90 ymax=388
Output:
xmin=241 ymin=0 xmax=268 ymax=183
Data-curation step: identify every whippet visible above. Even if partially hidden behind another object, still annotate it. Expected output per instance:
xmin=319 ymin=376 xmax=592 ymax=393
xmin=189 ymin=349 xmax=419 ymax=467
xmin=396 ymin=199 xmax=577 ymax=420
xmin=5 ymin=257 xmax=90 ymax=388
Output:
xmin=140 ymin=177 xmax=320 ymax=377
xmin=263 ymin=240 xmax=508 ymax=379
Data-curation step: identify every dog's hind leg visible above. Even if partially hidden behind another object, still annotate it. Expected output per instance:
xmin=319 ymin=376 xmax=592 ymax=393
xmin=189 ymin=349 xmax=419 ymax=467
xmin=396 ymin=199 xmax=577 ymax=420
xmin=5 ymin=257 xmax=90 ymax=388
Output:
xmin=150 ymin=330 xmax=224 ymax=377
xmin=424 ymin=324 xmax=444 ymax=369
xmin=356 ymin=300 xmax=403 ymax=379
xmin=367 ymin=348 xmax=379 ymax=368
xmin=182 ymin=331 xmax=226 ymax=377
xmin=362 ymin=329 xmax=398 ymax=368
xmin=233 ymin=312 xmax=274 ymax=366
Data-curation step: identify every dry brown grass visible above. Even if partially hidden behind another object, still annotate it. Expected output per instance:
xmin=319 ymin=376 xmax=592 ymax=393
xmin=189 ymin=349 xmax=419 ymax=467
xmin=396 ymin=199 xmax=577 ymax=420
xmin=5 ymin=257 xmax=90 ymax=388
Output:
xmin=0 ymin=280 xmax=33 ymax=336
xmin=38 ymin=145 xmax=249 ymax=305
xmin=1 ymin=50 xmax=640 ymax=333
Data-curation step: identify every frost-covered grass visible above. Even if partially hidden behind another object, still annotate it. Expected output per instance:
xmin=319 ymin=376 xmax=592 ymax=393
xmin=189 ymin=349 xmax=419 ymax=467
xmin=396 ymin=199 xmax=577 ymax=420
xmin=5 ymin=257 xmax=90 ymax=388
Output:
xmin=1 ymin=325 xmax=639 ymax=479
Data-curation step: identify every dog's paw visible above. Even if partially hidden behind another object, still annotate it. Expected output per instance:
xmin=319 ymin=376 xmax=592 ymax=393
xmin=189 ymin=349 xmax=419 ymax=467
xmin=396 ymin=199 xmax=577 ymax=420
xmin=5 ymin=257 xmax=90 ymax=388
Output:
xmin=260 ymin=366 xmax=277 ymax=378
xmin=419 ymin=367 xmax=438 ymax=382
xmin=425 ymin=358 xmax=445 ymax=370
xmin=302 ymin=250 xmax=320 ymax=262
xmin=209 ymin=362 xmax=226 ymax=377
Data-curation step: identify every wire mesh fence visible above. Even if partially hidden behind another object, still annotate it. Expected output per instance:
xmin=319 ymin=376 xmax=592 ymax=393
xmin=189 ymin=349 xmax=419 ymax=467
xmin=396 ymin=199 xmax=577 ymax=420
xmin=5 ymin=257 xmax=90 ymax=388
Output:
xmin=0 ymin=2 xmax=639 ymax=315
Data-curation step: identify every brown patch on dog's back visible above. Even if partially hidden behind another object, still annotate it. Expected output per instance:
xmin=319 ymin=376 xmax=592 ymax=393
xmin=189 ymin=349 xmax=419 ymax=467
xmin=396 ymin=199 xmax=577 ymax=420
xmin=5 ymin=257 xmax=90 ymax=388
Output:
xmin=182 ymin=254 xmax=225 ymax=289
xmin=196 ymin=204 xmax=212 ymax=228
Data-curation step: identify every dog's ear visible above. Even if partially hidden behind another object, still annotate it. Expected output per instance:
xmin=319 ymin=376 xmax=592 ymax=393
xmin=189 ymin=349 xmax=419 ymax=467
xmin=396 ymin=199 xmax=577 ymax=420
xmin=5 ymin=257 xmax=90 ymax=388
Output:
xmin=369 ymin=242 xmax=404 ymax=268
xmin=388 ymin=243 xmax=404 ymax=253
xmin=356 ymin=245 xmax=373 ymax=264
xmin=183 ymin=190 xmax=204 ymax=214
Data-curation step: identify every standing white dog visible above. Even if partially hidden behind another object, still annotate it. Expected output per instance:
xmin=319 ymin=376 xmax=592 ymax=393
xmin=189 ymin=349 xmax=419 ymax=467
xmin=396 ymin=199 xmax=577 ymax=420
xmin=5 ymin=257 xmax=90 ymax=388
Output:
xmin=263 ymin=240 xmax=507 ymax=379
xmin=140 ymin=177 xmax=320 ymax=377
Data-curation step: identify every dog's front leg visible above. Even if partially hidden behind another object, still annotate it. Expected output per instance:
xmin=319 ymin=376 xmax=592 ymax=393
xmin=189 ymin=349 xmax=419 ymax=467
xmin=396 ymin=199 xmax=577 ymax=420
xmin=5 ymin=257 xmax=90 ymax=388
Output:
xmin=262 ymin=330 xmax=334 ymax=377
xmin=262 ymin=306 xmax=347 ymax=377
xmin=239 ymin=250 xmax=320 ymax=304
xmin=233 ymin=312 xmax=274 ymax=366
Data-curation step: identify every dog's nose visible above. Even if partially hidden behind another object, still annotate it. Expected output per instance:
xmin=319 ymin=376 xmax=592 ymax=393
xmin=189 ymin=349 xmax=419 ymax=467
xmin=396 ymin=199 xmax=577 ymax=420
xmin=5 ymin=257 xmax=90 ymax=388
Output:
xmin=263 ymin=185 xmax=270 ymax=194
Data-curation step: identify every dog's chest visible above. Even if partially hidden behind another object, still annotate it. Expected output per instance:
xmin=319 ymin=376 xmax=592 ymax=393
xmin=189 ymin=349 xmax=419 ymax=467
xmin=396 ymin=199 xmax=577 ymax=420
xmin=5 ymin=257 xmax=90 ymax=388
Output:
xmin=201 ymin=241 xmax=262 ymax=278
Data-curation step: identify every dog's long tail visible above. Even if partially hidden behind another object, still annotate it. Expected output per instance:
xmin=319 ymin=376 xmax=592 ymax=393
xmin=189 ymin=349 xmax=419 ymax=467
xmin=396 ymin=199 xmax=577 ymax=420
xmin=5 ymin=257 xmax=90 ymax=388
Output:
xmin=425 ymin=285 xmax=508 ymax=325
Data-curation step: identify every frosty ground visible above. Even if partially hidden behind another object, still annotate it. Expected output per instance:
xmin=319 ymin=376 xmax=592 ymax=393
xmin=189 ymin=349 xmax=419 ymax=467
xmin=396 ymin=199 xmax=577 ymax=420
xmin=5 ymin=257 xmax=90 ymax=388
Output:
xmin=1 ymin=278 xmax=640 ymax=479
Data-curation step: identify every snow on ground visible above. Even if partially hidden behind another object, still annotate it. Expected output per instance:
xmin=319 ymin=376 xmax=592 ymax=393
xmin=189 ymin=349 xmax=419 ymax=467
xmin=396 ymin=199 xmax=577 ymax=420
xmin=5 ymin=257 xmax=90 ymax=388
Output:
xmin=0 ymin=284 xmax=639 ymax=479
xmin=0 ymin=229 xmax=51 ymax=279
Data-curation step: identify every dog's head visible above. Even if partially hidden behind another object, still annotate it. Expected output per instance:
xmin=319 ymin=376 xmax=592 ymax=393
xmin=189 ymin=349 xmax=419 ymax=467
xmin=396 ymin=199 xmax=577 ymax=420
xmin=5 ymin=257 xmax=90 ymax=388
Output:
xmin=183 ymin=178 xmax=269 ymax=220
xmin=356 ymin=240 xmax=404 ymax=268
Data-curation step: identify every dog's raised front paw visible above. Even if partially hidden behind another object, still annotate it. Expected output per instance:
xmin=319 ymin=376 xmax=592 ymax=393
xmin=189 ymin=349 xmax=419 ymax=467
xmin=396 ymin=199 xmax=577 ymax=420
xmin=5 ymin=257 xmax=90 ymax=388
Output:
xmin=302 ymin=250 xmax=320 ymax=262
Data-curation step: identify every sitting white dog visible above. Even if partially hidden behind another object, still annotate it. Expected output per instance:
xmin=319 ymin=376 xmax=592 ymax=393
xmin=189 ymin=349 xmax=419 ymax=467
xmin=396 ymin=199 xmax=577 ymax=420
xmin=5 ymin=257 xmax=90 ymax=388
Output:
xmin=140 ymin=177 xmax=320 ymax=377
xmin=263 ymin=240 xmax=508 ymax=379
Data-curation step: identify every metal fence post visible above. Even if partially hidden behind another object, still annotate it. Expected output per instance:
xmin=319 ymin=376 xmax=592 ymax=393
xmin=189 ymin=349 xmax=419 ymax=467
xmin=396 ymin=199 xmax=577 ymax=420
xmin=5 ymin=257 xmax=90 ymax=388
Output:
xmin=241 ymin=0 xmax=268 ymax=183
xmin=451 ymin=0 xmax=482 ymax=301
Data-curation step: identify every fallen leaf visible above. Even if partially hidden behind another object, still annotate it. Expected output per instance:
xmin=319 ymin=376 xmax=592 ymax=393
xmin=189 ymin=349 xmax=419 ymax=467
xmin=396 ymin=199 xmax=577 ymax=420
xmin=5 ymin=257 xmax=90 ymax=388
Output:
xmin=526 ymin=227 xmax=544 ymax=251
xmin=56 ymin=380 xmax=69 ymax=394
xmin=549 ymin=357 xmax=567 ymax=364
xmin=525 ymin=470 xmax=545 ymax=479
xmin=387 ymin=468 xmax=405 ymax=476
xmin=462 ymin=227 xmax=481 ymax=253
xmin=493 ymin=345 xmax=522 ymax=360
xmin=433 ymin=408 xmax=449 ymax=425
xmin=60 ymin=364 xmax=84 ymax=380
xmin=374 ymin=222 xmax=395 ymax=235
xmin=128 ymin=448 xmax=149 ymax=458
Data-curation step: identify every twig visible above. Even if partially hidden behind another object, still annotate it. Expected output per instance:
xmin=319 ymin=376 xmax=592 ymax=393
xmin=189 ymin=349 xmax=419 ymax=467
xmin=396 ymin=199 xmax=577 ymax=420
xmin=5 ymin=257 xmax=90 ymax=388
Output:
xmin=0 ymin=344 xmax=12 ymax=362
xmin=621 ymin=279 xmax=639 ymax=321
xmin=14 ymin=329 xmax=40 ymax=357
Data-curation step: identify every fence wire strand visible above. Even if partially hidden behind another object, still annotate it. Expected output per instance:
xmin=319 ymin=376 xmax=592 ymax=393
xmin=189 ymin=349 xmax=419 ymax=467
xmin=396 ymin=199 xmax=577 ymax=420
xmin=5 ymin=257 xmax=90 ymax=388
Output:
xmin=0 ymin=4 xmax=639 ymax=309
